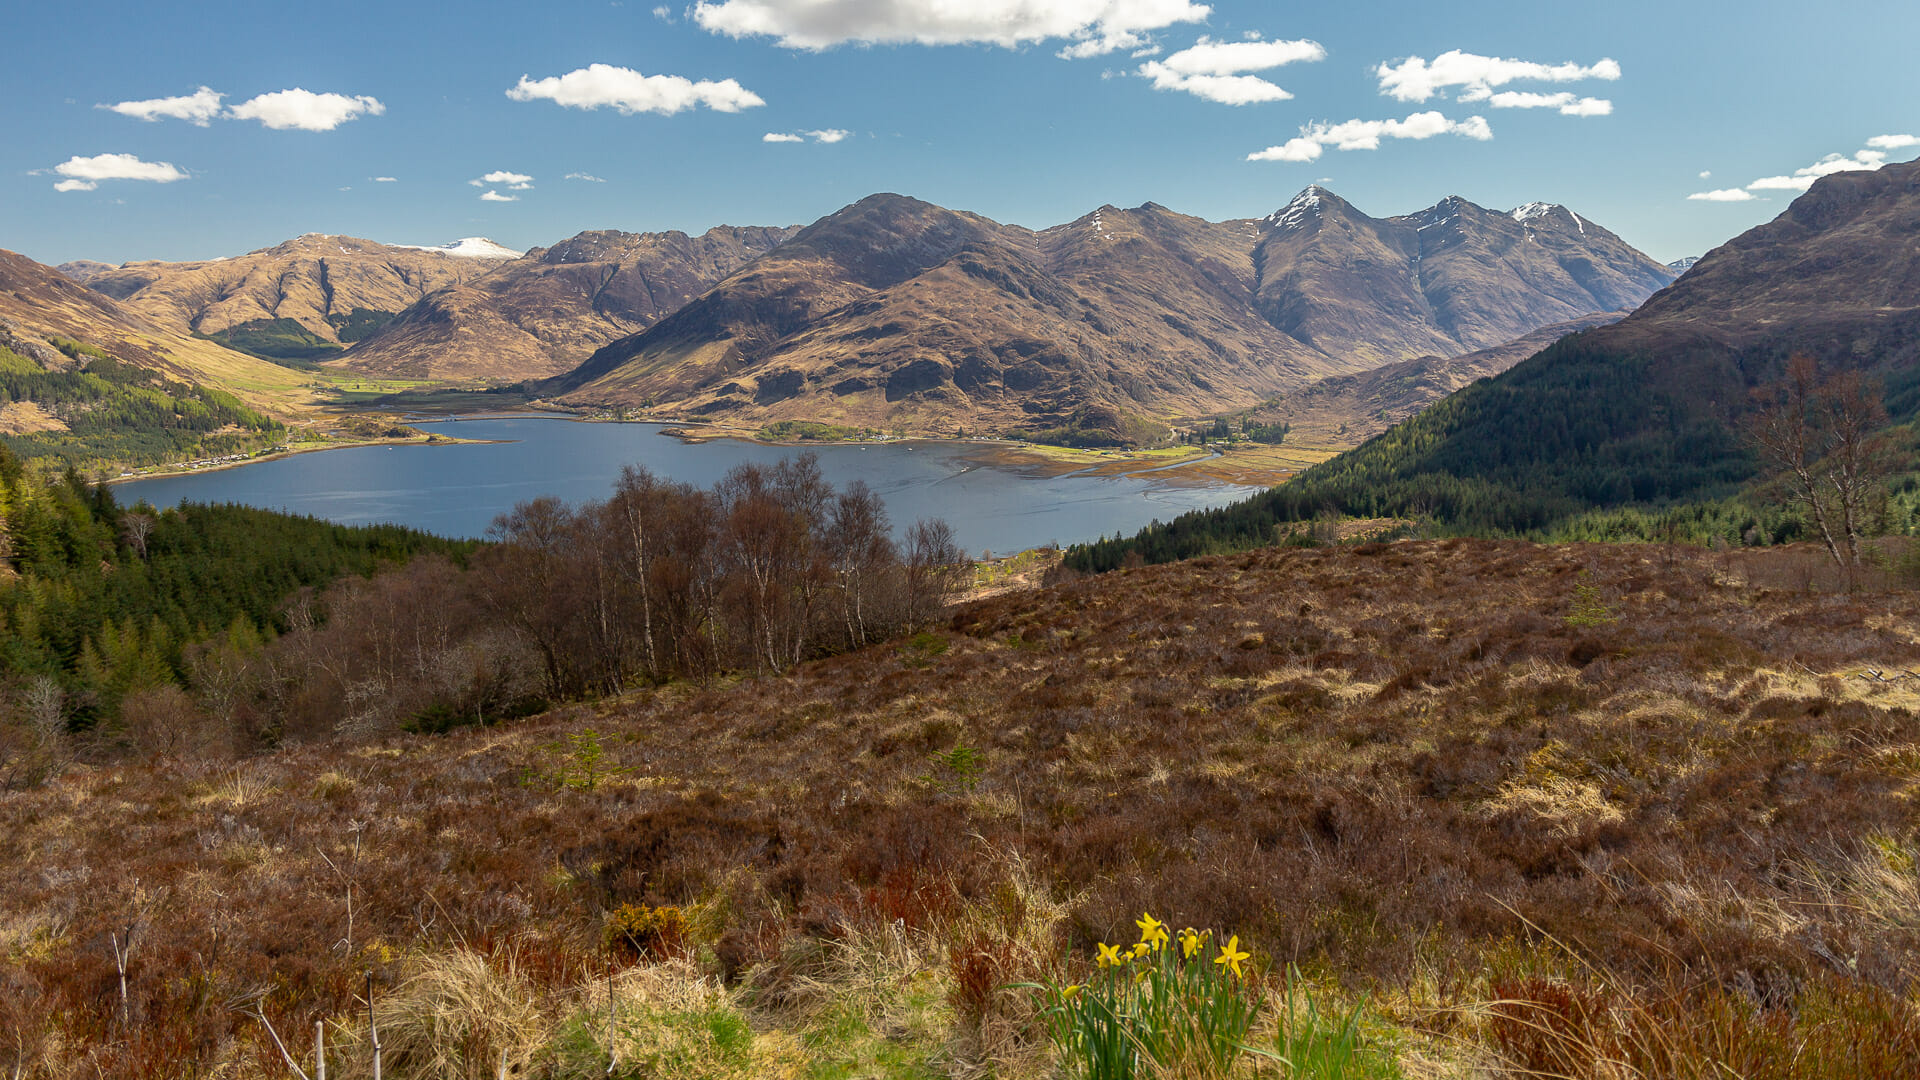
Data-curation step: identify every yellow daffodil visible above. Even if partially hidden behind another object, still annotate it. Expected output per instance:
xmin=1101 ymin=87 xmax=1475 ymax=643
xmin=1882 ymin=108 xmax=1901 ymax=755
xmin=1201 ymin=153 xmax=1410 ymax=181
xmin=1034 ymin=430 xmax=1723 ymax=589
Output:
xmin=1135 ymin=912 xmax=1167 ymax=949
xmin=1215 ymin=934 xmax=1250 ymax=980
xmin=1131 ymin=941 xmax=1152 ymax=960
xmin=1063 ymin=984 xmax=1083 ymax=1000
xmin=1179 ymin=928 xmax=1204 ymax=960
xmin=1096 ymin=941 xmax=1124 ymax=968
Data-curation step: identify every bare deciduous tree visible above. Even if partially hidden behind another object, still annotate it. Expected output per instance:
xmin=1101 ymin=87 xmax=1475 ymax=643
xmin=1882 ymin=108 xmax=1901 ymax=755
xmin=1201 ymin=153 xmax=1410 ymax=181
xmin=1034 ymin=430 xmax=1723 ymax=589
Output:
xmin=1747 ymin=354 xmax=1889 ymax=587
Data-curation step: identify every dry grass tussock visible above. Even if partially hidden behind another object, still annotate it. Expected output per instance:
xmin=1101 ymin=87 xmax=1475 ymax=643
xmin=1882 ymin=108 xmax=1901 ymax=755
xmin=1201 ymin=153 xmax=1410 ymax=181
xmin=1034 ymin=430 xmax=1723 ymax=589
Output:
xmin=4 ymin=538 xmax=1920 ymax=1077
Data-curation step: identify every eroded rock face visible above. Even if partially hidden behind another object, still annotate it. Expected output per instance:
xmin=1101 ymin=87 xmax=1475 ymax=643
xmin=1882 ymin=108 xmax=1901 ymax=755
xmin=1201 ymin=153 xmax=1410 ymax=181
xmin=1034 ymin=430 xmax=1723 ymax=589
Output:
xmin=543 ymin=190 xmax=1673 ymax=435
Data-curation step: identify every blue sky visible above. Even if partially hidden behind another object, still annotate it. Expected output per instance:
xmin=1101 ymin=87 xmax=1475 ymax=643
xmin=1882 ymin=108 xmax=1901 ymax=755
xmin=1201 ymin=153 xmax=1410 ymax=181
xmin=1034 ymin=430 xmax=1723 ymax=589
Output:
xmin=5 ymin=0 xmax=1914 ymax=267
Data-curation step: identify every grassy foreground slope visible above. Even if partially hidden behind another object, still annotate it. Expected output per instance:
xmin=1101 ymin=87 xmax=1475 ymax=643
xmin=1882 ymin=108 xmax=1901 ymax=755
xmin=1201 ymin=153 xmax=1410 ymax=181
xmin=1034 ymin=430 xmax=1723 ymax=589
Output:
xmin=5 ymin=539 xmax=1919 ymax=1077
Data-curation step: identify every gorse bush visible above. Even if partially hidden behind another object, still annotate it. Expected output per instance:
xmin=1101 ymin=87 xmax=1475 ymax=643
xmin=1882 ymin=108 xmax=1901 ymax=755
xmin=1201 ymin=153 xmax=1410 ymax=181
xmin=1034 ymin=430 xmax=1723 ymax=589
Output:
xmin=1028 ymin=914 xmax=1260 ymax=1080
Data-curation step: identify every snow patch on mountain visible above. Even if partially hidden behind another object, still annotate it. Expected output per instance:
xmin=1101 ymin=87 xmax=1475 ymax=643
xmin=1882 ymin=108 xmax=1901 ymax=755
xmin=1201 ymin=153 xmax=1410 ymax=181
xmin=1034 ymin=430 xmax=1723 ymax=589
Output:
xmin=402 ymin=237 xmax=523 ymax=259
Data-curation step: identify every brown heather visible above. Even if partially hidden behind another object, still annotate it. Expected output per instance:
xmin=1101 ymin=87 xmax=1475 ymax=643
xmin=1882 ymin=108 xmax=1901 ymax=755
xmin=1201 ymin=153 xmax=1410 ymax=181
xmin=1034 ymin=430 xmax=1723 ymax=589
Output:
xmin=4 ymin=538 xmax=1920 ymax=1077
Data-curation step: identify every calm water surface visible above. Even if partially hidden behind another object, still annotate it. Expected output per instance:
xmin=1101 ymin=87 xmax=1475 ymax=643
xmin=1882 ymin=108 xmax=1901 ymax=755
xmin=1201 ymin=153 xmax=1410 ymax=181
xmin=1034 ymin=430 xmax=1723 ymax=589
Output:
xmin=119 ymin=418 xmax=1263 ymax=555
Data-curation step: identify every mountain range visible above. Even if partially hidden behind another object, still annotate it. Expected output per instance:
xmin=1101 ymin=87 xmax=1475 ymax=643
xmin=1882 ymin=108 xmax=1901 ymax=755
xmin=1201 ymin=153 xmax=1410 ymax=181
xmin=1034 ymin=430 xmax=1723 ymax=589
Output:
xmin=540 ymin=190 xmax=1673 ymax=432
xmin=50 ymin=188 xmax=1674 ymax=438
xmin=1073 ymin=154 xmax=1920 ymax=564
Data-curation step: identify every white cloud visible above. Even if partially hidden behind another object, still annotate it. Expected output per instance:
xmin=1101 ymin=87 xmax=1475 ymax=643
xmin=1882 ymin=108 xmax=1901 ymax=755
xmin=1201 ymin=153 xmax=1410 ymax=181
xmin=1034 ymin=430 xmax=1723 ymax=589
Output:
xmin=228 ymin=88 xmax=385 ymax=131
xmin=1377 ymin=50 xmax=1619 ymax=104
xmin=565 ymin=172 xmax=607 ymax=181
xmin=373 ymin=176 xmax=398 ymax=182
xmin=1687 ymin=188 xmax=1757 ymax=202
xmin=1158 ymin=36 xmax=1326 ymax=76
xmin=470 ymin=170 xmax=534 ymax=188
xmin=1138 ymin=35 xmax=1325 ymax=104
xmin=690 ymin=0 xmax=1209 ymax=52
xmin=1698 ymin=170 xmax=1712 ymax=179
xmin=1249 ymin=137 xmax=1322 ymax=163
xmin=507 ymin=63 xmax=765 ymax=114
xmin=1057 ymin=30 xmax=1150 ymax=60
xmin=102 ymin=86 xmax=225 ymax=126
xmin=1486 ymin=91 xmax=1611 ymax=116
xmin=1866 ymin=133 xmax=1918 ymax=150
xmin=1139 ymin=65 xmax=1292 ymax=104
xmin=1748 ymin=149 xmax=1887 ymax=192
xmin=50 ymin=152 xmax=188 ymax=192
xmin=652 ymin=4 xmax=674 ymax=19
xmin=764 ymin=129 xmax=851 ymax=143
xmin=479 ymin=190 xmax=519 ymax=202
xmin=1247 ymin=110 xmax=1490 ymax=162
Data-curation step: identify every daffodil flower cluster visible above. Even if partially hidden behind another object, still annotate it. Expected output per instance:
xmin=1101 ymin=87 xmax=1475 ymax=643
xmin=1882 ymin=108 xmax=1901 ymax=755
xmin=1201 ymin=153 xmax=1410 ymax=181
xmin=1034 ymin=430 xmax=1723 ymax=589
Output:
xmin=1091 ymin=913 xmax=1244 ymax=980
xmin=1027 ymin=912 xmax=1262 ymax=1080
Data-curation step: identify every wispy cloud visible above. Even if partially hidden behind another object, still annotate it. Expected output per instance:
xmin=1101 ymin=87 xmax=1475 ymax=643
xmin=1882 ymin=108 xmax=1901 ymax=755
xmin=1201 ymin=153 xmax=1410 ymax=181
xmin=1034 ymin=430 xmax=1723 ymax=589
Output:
xmin=478 ymin=190 xmax=519 ymax=202
xmin=1248 ymin=111 xmax=1491 ymax=163
xmin=507 ymin=63 xmax=764 ymax=114
xmin=764 ymin=128 xmax=850 ymax=143
xmin=690 ymin=0 xmax=1209 ymax=54
xmin=1377 ymin=50 xmax=1619 ymax=104
xmin=1485 ymin=91 xmax=1611 ymax=116
xmin=1747 ymin=149 xmax=1886 ymax=192
xmin=564 ymin=172 xmax=606 ymax=182
xmin=50 ymin=152 xmax=188 ymax=192
xmin=1139 ymin=35 xmax=1325 ymax=105
xmin=228 ymin=89 xmax=385 ymax=131
xmin=101 ymin=86 xmax=225 ymax=126
xmin=1688 ymin=138 xmax=1905 ymax=203
xmin=372 ymin=176 xmax=399 ymax=182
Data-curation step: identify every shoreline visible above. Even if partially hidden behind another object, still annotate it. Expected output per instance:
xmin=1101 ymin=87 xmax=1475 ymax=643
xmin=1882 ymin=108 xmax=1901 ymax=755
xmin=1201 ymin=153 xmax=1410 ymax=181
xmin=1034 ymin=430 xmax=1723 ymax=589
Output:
xmin=107 ymin=431 xmax=490 ymax=485
xmin=110 ymin=408 xmax=1317 ymax=493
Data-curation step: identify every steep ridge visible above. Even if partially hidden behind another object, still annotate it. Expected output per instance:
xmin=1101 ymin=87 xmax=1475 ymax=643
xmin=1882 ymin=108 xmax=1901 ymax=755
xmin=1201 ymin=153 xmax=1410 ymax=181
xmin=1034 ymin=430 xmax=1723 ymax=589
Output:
xmin=544 ymin=190 xmax=1670 ymax=433
xmin=84 ymin=234 xmax=516 ymax=359
xmin=329 ymin=225 xmax=798 ymax=381
xmin=1254 ymin=187 xmax=1672 ymax=366
xmin=0 ymin=247 xmax=313 ymax=411
xmin=1074 ymin=156 xmax=1920 ymax=562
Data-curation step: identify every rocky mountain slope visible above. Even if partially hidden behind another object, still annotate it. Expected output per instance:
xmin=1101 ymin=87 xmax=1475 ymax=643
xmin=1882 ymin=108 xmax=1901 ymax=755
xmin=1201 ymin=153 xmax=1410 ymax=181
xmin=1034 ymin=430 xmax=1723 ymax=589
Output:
xmin=329 ymin=226 xmax=798 ymax=381
xmin=0 ymin=247 xmax=314 ymax=412
xmin=543 ymin=190 xmax=1673 ymax=433
xmin=83 ymin=234 xmax=517 ymax=360
xmin=1081 ymin=155 xmax=1920 ymax=559
xmin=1254 ymin=189 xmax=1672 ymax=366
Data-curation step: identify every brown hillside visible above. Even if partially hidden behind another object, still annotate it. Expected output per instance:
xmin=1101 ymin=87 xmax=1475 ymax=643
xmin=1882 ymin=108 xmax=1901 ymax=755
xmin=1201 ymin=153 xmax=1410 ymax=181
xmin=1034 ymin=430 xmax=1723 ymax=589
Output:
xmin=545 ymin=190 xmax=1672 ymax=435
xmin=329 ymin=225 xmax=799 ymax=381
xmin=4 ymin=540 xmax=1918 ymax=1076
xmin=0 ymin=247 xmax=315 ymax=412
xmin=86 ymin=234 xmax=512 ymax=345
xmin=1254 ymin=189 xmax=1672 ymax=367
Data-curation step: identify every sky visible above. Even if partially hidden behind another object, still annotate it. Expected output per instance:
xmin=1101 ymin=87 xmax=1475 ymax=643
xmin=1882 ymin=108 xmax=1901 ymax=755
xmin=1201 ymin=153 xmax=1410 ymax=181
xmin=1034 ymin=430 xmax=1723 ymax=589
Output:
xmin=4 ymin=0 xmax=1915 ymax=267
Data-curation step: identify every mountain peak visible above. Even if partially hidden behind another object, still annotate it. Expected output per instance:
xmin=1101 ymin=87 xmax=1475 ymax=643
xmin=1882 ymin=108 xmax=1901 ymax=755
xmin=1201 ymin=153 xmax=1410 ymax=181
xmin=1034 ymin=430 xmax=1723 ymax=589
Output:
xmin=1267 ymin=186 xmax=1334 ymax=230
xmin=407 ymin=237 xmax=523 ymax=259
